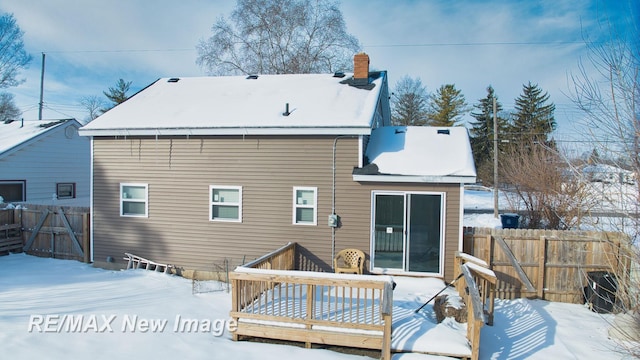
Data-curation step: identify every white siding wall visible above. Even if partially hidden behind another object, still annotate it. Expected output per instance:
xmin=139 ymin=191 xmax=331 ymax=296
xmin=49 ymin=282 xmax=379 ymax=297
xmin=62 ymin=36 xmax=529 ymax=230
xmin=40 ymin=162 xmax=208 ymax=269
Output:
xmin=0 ymin=123 xmax=90 ymax=204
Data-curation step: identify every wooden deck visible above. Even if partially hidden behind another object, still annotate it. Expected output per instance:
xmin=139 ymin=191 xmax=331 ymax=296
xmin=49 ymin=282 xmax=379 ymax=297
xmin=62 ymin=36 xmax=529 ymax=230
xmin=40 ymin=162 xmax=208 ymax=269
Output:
xmin=231 ymin=268 xmax=394 ymax=358
xmin=230 ymin=243 xmax=496 ymax=360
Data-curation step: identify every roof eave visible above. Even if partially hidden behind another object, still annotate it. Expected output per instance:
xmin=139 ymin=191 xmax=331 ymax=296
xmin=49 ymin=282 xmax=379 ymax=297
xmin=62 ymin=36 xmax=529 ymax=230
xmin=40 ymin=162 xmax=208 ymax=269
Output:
xmin=79 ymin=126 xmax=373 ymax=137
xmin=0 ymin=119 xmax=80 ymax=159
xmin=353 ymin=174 xmax=477 ymax=184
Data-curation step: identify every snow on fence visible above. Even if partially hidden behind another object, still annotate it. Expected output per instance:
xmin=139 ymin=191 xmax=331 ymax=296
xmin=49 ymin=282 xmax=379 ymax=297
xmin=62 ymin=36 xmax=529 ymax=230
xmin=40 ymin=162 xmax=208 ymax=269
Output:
xmin=455 ymin=252 xmax=497 ymax=360
xmin=230 ymin=243 xmax=394 ymax=360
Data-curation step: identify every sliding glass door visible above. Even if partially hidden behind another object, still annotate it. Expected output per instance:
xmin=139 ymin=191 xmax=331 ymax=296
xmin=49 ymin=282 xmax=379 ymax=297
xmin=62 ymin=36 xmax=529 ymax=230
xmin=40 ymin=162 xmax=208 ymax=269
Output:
xmin=371 ymin=192 xmax=444 ymax=274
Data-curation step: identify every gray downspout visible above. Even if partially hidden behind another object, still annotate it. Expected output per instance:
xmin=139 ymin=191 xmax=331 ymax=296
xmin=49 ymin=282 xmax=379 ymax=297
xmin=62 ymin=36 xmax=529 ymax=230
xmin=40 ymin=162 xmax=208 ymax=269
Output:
xmin=332 ymin=135 xmax=357 ymax=268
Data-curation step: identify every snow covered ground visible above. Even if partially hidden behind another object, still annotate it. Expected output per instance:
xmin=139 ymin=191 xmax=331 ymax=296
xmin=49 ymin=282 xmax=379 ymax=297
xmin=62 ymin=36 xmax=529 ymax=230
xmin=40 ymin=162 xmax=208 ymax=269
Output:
xmin=0 ymin=188 xmax=634 ymax=359
xmin=0 ymin=252 xmax=629 ymax=359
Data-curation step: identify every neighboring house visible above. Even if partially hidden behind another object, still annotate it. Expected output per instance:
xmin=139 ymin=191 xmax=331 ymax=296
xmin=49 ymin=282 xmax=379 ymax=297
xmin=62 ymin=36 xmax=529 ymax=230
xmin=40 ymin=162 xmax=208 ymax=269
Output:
xmin=79 ymin=54 xmax=476 ymax=280
xmin=0 ymin=118 xmax=89 ymax=205
xmin=582 ymin=164 xmax=635 ymax=185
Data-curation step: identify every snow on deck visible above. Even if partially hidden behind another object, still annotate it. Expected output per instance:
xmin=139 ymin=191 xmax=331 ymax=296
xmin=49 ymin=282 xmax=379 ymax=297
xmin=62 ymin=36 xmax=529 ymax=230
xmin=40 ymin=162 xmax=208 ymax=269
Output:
xmin=234 ymin=270 xmax=471 ymax=357
xmin=391 ymin=277 xmax=471 ymax=357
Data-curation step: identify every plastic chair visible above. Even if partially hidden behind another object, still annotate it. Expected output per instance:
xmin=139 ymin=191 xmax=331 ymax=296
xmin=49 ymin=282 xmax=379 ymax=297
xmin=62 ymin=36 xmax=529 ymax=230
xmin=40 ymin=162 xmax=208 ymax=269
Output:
xmin=334 ymin=248 xmax=365 ymax=274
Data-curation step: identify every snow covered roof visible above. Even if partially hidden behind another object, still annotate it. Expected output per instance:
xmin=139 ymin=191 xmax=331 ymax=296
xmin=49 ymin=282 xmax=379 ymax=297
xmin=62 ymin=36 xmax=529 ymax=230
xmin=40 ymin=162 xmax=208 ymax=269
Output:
xmin=0 ymin=119 xmax=80 ymax=157
xmin=354 ymin=126 xmax=477 ymax=183
xmin=79 ymin=72 xmax=387 ymax=136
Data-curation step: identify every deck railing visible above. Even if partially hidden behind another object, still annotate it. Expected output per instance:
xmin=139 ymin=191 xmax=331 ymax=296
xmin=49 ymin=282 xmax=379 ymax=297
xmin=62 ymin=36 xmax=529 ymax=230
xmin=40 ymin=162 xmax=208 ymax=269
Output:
xmin=242 ymin=242 xmax=296 ymax=270
xmin=455 ymin=252 xmax=497 ymax=360
xmin=230 ymin=266 xmax=394 ymax=360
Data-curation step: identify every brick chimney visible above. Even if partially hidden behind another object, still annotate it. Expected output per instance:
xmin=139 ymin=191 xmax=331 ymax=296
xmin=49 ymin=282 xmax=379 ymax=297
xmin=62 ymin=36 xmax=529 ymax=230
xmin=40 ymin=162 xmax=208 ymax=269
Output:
xmin=353 ymin=53 xmax=370 ymax=85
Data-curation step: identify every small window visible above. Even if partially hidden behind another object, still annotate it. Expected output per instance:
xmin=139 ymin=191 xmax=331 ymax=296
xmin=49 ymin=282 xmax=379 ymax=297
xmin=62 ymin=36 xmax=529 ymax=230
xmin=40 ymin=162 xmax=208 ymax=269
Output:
xmin=120 ymin=183 xmax=148 ymax=217
xmin=293 ymin=187 xmax=317 ymax=225
xmin=210 ymin=186 xmax=242 ymax=222
xmin=0 ymin=180 xmax=26 ymax=202
xmin=56 ymin=183 xmax=76 ymax=199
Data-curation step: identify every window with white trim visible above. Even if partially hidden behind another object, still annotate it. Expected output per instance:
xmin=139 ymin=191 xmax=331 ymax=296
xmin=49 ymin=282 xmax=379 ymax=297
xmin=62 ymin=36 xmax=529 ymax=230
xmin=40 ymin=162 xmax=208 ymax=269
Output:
xmin=120 ymin=183 xmax=148 ymax=217
xmin=56 ymin=183 xmax=76 ymax=199
xmin=293 ymin=187 xmax=317 ymax=225
xmin=210 ymin=186 xmax=242 ymax=222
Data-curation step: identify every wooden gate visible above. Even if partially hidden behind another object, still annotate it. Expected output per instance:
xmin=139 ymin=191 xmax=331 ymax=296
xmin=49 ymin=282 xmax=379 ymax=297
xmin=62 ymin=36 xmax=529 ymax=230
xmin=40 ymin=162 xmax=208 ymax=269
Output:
xmin=21 ymin=205 xmax=90 ymax=262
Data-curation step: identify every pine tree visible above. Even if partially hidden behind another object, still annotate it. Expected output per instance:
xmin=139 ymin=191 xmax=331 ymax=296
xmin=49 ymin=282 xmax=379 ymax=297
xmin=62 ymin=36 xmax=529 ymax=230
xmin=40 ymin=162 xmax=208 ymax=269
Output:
xmin=101 ymin=78 xmax=132 ymax=113
xmin=427 ymin=84 xmax=468 ymax=127
xmin=468 ymin=86 xmax=509 ymax=185
xmin=390 ymin=76 xmax=429 ymax=126
xmin=511 ymin=82 xmax=556 ymax=144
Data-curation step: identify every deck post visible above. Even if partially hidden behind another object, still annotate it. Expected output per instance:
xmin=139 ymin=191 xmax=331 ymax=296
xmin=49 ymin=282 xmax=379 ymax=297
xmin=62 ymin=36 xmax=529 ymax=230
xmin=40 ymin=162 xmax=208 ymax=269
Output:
xmin=382 ymin=313 xmax=392 ymax=360
xmin=305 ymin=283 xmax=314 ymax=348
xmin=231 ymin=278 xmax=239 ymax=341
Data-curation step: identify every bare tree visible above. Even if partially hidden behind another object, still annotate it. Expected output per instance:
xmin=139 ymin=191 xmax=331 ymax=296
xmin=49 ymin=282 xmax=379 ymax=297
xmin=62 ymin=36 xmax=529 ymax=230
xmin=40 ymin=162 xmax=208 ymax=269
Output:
xmin=0 ymin=13 xmax=32 ymax=89
xmin=567 ymin=4 xmax=640 ymax=354
xmin=0 ymin=92 xmax=20 ymax=122
xmin=196 ymin=0 xmax=360 ymax=75
xmin=500 ymin=141 xmax=594 ymax=229
xmin=568 ymin=12 xmax=639 ymax=203
xmin=391 ymin=76 xmax=429 ymax=126
xmin=79 ymin=95 xmax=105 ymax=123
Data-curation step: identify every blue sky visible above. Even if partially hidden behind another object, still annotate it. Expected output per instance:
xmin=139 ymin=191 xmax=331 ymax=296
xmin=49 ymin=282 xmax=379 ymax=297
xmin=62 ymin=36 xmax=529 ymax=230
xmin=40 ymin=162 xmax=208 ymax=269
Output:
xmin=0 ymin=0 xmax=636 ymax=151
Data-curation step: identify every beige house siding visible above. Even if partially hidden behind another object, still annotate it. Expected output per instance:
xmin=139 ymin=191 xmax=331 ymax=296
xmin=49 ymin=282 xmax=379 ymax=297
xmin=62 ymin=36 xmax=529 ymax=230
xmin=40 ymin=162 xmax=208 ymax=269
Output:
xmin=91 ymin=135 xmax=462 ymax=280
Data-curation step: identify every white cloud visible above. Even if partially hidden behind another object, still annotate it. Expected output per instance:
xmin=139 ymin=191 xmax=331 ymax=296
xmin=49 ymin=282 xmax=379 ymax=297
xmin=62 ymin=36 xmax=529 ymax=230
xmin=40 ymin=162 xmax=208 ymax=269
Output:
xmin=0 ymin=0 xmax=631 ymax=142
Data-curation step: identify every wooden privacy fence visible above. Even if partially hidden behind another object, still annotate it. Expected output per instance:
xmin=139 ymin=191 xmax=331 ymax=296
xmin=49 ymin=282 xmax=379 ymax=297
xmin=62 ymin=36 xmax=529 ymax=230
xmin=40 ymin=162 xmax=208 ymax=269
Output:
xmin=0 ymin=205 xmax=90 ymax=263
xmin=463 ymin=227 xmax=632 ymax=304
xmin=0 ymin=209 xmax=22 ymax=253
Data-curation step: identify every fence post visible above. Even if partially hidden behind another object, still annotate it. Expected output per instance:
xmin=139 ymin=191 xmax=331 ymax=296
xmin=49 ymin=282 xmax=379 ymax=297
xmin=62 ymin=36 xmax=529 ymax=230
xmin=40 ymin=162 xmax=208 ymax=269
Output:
xmin=485 ymin=234 xmax=492 ymax=266
xmin=83 ymin=213 xmax=90 ymax=263
xmin=537 ymin=236 xmax=546 ymax=299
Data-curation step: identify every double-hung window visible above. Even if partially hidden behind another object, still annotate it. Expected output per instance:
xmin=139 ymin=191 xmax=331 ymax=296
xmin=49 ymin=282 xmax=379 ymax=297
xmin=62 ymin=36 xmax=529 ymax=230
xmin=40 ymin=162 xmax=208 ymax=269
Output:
xmin=293 ymin=187 xmax=317 ymax=225
xmin=120 ymin=183 xmax=148 ymax=217
xmin=210 ymin=186 xmax=242 ymax=222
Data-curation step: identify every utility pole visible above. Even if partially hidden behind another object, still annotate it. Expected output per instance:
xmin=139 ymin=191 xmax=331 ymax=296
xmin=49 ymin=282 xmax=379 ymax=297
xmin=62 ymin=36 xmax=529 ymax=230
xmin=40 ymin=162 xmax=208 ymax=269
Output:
xmin=38 ymin=53 xmax=45 ymax=120
xmin=493 ymin=97 xmax=499 ymax=218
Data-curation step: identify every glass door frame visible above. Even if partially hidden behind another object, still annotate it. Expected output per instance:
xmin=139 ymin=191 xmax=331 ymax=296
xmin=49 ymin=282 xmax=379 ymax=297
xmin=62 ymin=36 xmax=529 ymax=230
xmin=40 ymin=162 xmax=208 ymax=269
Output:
xmin=369 ymin=190 xmax=446 ymax=276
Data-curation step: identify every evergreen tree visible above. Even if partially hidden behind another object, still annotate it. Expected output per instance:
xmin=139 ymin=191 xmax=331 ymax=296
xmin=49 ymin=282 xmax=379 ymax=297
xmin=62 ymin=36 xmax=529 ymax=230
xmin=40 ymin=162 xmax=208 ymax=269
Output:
xmin=427 ymin=84 xmax=468 ymax=127
xmin=468 ymin=86 xmax=509 ymax=185
xmin=511 ymin=82 xmax=556 ymax=144
xmin=101 ymin=78 xmax=132 ymax=113
xmin=390 ymin=76 xmax=428 ymax=126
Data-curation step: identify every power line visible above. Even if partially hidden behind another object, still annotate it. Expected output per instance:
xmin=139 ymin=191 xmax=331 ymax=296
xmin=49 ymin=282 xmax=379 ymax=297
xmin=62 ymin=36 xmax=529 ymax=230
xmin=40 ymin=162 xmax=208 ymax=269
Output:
xmin=364 ymin=41 xmax=587 ymax=48
xmin=41 ymin=48 xmax=195 ymax=54
xmin=34 ymin=41 xmax=588 ymax=55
